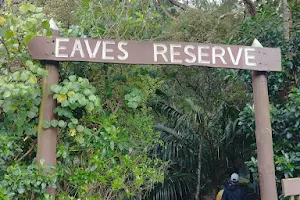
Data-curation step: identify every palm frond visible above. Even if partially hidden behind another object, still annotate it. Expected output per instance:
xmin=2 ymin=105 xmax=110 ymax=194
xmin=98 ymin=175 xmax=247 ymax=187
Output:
xmin=146 ymin=173 xmax=196 ymax=200
xmin=153 ymin=124 xmax=197 ymax=168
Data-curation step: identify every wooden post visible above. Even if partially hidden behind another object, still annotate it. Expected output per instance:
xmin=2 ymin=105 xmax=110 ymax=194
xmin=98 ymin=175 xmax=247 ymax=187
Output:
xmin=36 ymin=19 xmax=59 ymax=195
xmin=252 ymin=39 xmax=278 ymax=199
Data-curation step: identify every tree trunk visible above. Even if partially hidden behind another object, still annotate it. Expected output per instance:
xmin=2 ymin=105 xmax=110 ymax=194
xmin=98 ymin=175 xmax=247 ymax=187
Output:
xmin=195 ymin=133 xmax=203 ymax=200
xmin=211 ymin=168 xmax=219 ymax=196
xmin=283 ymin=0 xmax=290 ymax=40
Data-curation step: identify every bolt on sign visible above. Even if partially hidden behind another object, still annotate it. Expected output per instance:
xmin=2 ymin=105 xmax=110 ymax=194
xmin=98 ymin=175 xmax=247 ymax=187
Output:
xmin=28 ymin=36 xmax=281 ymax=71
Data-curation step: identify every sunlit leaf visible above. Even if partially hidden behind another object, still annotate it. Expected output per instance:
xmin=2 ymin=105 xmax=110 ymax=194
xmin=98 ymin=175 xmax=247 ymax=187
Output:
xmin=57 ymin=94 xmax=67 ymax=103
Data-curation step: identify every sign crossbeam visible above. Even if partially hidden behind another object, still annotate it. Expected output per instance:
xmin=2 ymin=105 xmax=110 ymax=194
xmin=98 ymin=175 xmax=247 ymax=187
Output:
xmin=28 ymin=36 xmax=281 ymax=72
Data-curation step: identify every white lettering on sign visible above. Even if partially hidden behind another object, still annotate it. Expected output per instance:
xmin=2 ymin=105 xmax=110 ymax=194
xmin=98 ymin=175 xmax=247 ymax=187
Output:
xmin=85 ymin=40 xmax=101 ymax=59
xmin=198 ymin=46 xmax=210 ymax=64
xmin=152 ymin=44 xmax=257 ymax=67
xmin=154 ymin=43 xmax=168 ymax=62
xmin=55 ymin=38 xmax=69 ymax=58
xmin=227 ymin=47 xmax=242 ymax=65
xmin=212 ymin=46 xmax=227 ymax=65
xmin=102 ymin=41 xmax=115 ymax=60
xmin=184 ymin=45 xmax=196 ymax=63
xmin=70 ymin=39 xmax=85 ymax=58
xmin=170 ymin=44 xmax=182 ymax=63
xmin=117 ymin=41 xmax=129 ymax=60
xmin=55 ymin=39 xmax=129 ymax=61
xmin=244 ymin=48 xmax=256 ymax=66
xmin=52 ymin=38 xmax=261 ymax=69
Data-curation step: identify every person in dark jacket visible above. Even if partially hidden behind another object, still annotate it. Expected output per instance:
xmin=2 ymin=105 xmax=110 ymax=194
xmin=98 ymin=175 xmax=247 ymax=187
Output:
xmin=222 ymin=173 xmax=247 ymax=200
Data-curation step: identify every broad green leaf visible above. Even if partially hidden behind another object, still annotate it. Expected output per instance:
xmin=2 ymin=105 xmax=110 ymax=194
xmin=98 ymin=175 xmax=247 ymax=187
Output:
xmin=5 ymin=30 xmax=14 ymax=39
xmin=101 ymin=148 xmax=106 ymax=158
xmin=50 ymin=85 xmax=62 ymax=93
xmin=46 ymin=29 xmax=52 ymax=37
xmin=51 ymin=120 xmax=58 ymax=127
xmin=36 ymin=7 xmax=43 ymax=13
xmin=61 ymin=100 xmax=69 ymax=107
xmin=12 ymin=88 xmax=20 ymax=95
xmin=58 ymin=120 xmax=65 ymax=128
xmin=68 ymin=122 xmax=75 ymax=129
xmin=32 ymin=106 xmax=39 ymax=113
xmin=28 ymin=75 xmax=37 ymax=83
xmin=60 ymin=87 xmax=68 ymax=94
xmin=3 ymin=91 xmax=11 ymax=98
xmin=41 ymin=183 xmax=46 ymax=190
xmin=27 ymin=111 xmax=36 ymax=119
xmin=57 ymin=94 xmax=67 ymax=103
xmin=17 ymin=187 xmax=25 ymax=194
xmin=24 ymin=32 xmax=35 ymax=45
xmin=89 ymin=95 xmax=97 ymax=102
xmin=69 ymin=75 xmax=77 ymax=82
xmin=78 ymin=97 xmax=87 ymax=106
xmin=42 ymin=121 xmax=51 ymax=129
xmin=110 ymin=141 xmax=114 ymax=150
xmin=67 ymin=91 xmax=75 ymax=97
xmin=0 ymin=17 xmax=5 ymax=25
xmin=19 ymin=3 xmax=36 ymax=14
xmin=86 ymin=102 xmax=94 ymax=111
xmin=83 ymin=89 xmax=92 ymax=96
xmin=76 ymin=125 xmax=84 ymax=132
xmin=25 ymin=60 xmax=34 ymax=67
xmin=28 ymin=18 xmax=38 ymax=25
xmin=12 ymin=71 xmax=21 ymax=80
xmin=71 ymin=118 xmax=78 ymax=124
xmin=20 ymin=73 xmax=29 ymax=81
xmin=37 ymin=68 xmax=48 ymax=76
xmin=34 ymin=13 xmax=44 ymax=19
xmin=75 ymin=135 xmax=85 ymax=144
xmin=70 ymin=128 xmax=76 ymax=136
xmin=42 ymin=20 xmax=50 ymax=29
xmin=9 ymin=105 xmax=17 ymax=111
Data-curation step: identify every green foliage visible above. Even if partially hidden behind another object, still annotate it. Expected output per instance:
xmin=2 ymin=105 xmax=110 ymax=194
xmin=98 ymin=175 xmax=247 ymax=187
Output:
xmin=234 ymin=4 xmax=300 ymax=196
xmin=125 ymin=88 xmax=144 ymax=109
xmin=150 ymin=81 xmax=250 ymax=199
xmin=0 ymin=3 xmax=51 ymax=59
xmin=240 ymin=88 xmax=300 ymax=180
xmin=232 ymin=5 xmax=300 ymax=103
xmin=35 ymin=0 xmax=78 ymax=27
xmin=50 ymin=75 xmax=101 ymax=133
xmin=1 ymin=162 xmax=56 ymax=199
xmin=0 ymin=4 xmax=54 ymax=198
xmin=55 ymin=114 xmax=164 ymax=199
xmin=0 ymin=1 xmax=167 ymax=199
xmin=0 ymin=4 xmax=50 ymax=140
xmin=162 ymin=6 xmax=242 ymax=43
xmin=61 ymin=0 xmax=171 ymax=40
xmin=0 ymin=65 xmax=42 ymax=136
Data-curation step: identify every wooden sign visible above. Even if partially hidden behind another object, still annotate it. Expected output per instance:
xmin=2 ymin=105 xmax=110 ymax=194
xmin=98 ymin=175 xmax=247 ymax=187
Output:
xmin=28 ymin=36 xmax=282 ymax=71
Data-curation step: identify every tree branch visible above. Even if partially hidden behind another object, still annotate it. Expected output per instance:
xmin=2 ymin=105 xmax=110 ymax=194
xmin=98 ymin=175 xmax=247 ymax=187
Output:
xmin=17 ymin=143 xmax=35 ymax=162
xmin=243 ymin=0 xmax=256 ymax=17
xmin=164 ymin=0 xmax=190 ymax=10
xmin=161 ymin=3 xmax=178 ymax=21
xmin=0 ymin=38 xmax=10 ymax=60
